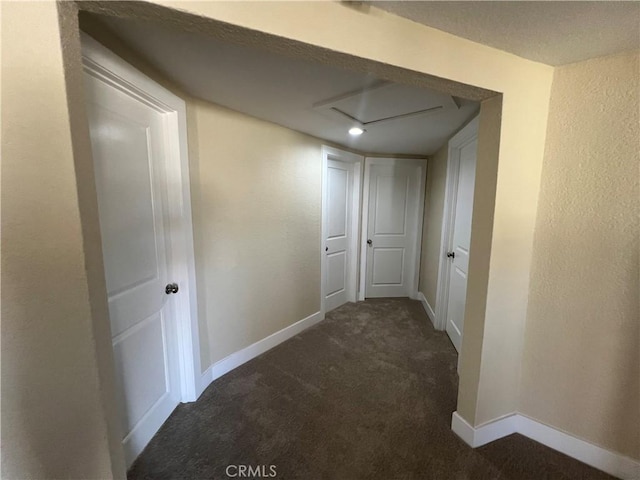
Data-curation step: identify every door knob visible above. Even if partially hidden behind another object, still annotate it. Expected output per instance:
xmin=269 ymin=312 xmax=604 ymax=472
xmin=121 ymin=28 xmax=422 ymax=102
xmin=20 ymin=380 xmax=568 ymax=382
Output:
xmin=446 ymin=251 xmax=455 ymax=259
xmin=165 ymin=283 xmax=179 ymax=294
xmin=367 ymin=239 xmax=373 ymax=246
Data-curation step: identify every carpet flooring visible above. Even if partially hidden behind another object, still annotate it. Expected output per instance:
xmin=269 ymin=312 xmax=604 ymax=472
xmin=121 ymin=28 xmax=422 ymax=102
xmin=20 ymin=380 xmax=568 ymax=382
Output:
xmin=128 ymin=298 xmax=615 ymax=479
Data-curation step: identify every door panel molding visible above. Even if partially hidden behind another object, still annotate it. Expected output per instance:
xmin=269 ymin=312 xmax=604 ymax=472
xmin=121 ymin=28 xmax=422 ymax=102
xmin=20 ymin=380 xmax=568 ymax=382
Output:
xmin=321 ymin=146 xmax=363 ymax=315
xmin=359 ymin=157 xmax=426 ymax=300
xmin=435 ymin=116 xmax=479 ymax=333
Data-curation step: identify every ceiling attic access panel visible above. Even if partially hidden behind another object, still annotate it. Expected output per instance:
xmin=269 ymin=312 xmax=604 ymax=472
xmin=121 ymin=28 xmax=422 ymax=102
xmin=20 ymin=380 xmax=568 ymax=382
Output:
xmin=314 ymin=82 xmax=460 ymax=129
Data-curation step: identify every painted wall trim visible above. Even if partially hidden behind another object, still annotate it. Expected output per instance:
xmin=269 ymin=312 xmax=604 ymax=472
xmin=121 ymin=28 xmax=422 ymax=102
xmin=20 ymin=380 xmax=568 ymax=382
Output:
xmin=198 ymin=311 xmax=325 ymax=396
xmin=416 ymin=292 xmax=436 ymax=327
xmin=451 ymin=412 xmax=640 ymax=479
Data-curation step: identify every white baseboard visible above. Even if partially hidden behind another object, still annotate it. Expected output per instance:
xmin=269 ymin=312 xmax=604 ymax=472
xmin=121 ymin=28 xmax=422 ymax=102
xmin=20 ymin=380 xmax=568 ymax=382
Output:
xmin=451 ymin=412 xmax=517 ymax=448
xmin=451 ymin=411 xmax=476 ymax=446
xmin=451 ymin=411 xmax=640 ymax=479
xmin=197 ymin=310 xmax=325 ymax=397
xmin=517 ymin=415 xmax=640 ymax=480
xmin=416 ymin=291 xmax=436 ymax=327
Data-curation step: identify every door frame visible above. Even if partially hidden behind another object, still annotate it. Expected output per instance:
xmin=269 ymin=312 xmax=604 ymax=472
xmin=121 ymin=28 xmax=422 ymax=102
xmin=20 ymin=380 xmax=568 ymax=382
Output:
xmin=434 ymin=116 xmax=479 ymax=331
xmin=358 ymin=157 xmax=427 ymax=301
xmin=321 ymin=146 xmax=363 ymax=315
xmin=81 ymin=33 xmax=202 ymax=403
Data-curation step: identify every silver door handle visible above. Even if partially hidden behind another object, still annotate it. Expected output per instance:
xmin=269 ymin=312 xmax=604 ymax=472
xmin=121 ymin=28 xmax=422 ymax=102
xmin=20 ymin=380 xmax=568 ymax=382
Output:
xmin=165 ymin=283 xmax=179 ymax=294
xmin=367 ymin=239 xmax=373 ymax=246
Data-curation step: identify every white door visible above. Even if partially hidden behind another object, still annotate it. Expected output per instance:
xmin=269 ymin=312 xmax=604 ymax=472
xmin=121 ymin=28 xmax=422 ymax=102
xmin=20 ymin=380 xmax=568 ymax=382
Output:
xmin=363 ymin=159 xmax=426 ymax=298
xmin=322 ymin=148 xmax=362 ymax=313
xmin=444 ymin=121 xmax=478 ymax=352
xmin=84 ymin=70 xmax=181 ymax=466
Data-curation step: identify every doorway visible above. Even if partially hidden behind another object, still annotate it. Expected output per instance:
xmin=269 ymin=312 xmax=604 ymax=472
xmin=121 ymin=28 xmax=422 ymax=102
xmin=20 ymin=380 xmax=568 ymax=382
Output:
xmin=81 ymin=33 xmax=201 ymax=467
xmin=360 ymin=158 xmax=427 ymax=300
xmin=435 ymin=117 xmax=479 ymax=352
xmin=72 ymin=3 xmax=504 ymax=470
xmin=321 ymin=147 xmax=363 ymax=314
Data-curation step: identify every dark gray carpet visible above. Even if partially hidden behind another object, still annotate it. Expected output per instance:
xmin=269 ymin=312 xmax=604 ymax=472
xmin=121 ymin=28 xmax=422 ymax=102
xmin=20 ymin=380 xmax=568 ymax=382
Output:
xmin=128 ymin=298 xmax=614 ymax=479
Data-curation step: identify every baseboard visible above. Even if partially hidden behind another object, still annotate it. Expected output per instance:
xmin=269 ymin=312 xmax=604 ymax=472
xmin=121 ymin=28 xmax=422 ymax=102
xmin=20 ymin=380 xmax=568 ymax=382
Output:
xmin=199 ymin=365 xmax=214 ymax=396
xmin=197 ymin=310 xmax=325 ymax=397
xmin=451 ymin=412 xmax=517 ymax=448
xmin=516 ymin=415 xmax=640 ymax=480
xmin=451 ymin=411 xmax=640 ymax=479
xmin=416 ymin=291 xmax=436 ymax=327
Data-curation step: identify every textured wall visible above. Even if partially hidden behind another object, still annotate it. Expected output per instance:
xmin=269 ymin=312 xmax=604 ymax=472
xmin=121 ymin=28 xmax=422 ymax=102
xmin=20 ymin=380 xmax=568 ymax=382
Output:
xmin=1 ymin=3 xmax=123 ymax=478
xmin=190 ymin=100 xmax=322 ymax=365
xmin=419 ymin=144 xmax=447 ymax=309
xmin=521 ymin=51 xmax=640 ymax=459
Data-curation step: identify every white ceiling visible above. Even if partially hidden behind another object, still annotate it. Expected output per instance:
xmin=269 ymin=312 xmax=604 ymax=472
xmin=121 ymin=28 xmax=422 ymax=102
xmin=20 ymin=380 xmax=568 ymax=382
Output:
xmin=90 ymin=17 xmax=479 ymax=156
xmin=84 ymin=3 xmax=639 ymax=155
xmin=374 ymin=1 xmax=640 ymax=66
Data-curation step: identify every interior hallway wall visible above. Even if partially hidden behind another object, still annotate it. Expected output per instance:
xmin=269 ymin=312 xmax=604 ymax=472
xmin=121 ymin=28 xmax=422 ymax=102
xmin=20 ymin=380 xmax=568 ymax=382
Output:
xmin=520 ymin=50 xmax=640 ymax=460
xmin=189 ymin=99 xmax=323 ymax=367
xmin=418 ymin=143 xmax=448 ymax=310
xmin=1 ymin=3 xmax=125 ymax=478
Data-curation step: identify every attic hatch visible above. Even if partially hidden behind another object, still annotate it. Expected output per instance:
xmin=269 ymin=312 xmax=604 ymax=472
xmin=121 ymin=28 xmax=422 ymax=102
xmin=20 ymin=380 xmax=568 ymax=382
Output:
xmin=313 ymin=81 xmax=460 ymax=129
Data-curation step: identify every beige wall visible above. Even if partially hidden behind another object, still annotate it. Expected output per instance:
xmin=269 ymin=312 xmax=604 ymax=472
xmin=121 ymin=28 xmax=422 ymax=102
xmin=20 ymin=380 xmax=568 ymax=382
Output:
xmin=1 ymin=2 xmax=124 ymax=478
xmin=520 ymin=51 xmax=640 ymax=459
xmin=419 ymin=143 xmax=448 ymax=308
xmin=189 ymin=99 xmax=322 ymax=366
